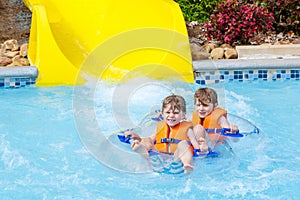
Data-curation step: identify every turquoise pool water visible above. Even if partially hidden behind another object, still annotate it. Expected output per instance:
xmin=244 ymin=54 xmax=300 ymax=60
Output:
xmin=1 ymin=79 xmax=299 ymax=199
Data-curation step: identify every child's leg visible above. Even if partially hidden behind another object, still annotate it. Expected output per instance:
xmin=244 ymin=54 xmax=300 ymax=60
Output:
xmin=174 ymin=140 xmax=194 ymax=174
xmin=193 ymin=125 xmax=209 ymax=153
xmin=193 ymin=124 xmax=206 ymax=138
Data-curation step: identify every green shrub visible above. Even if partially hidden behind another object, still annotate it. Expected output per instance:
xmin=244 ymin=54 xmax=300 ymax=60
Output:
xmin=254 ymin=0 xmax=300 ymax=35
xmin=219 ymin=0 xmax=299 ymax=34
xmin=204 ymin=0 xmax=274 ymax=45
xmin=175 ymin=0 xmax=221 ymax=22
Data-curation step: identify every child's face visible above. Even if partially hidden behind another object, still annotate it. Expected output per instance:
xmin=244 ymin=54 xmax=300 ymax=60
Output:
xmin=194 ymin=99 xmax=215 ymax=118
xmin=162 ymin=104 xmax=185 ymax=128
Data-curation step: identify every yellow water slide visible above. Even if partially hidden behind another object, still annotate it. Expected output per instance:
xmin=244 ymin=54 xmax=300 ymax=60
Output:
xmin=23 ymin=0 xmax=194 ymax=86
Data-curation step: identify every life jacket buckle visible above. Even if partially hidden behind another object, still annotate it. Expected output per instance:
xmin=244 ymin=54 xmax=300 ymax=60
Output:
xmin=161 ymin=138 xmax=175 ymax=143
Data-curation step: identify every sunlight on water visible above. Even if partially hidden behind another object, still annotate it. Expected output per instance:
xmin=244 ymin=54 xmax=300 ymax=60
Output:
xmin=0 ymin=79 xmax=300 ymax=199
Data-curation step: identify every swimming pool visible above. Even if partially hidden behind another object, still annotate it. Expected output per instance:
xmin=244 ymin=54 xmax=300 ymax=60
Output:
xmin=1 ymin=79 xmax=299 ymax=199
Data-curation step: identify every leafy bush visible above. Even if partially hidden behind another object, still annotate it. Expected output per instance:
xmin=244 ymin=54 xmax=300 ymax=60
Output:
xmin=204 ymin=0 xmax=274 ymax=45
xmin=255 ymin=0 xmax=300 ymax=35
xmin=175 ymin=0 xmax=221 ymax=22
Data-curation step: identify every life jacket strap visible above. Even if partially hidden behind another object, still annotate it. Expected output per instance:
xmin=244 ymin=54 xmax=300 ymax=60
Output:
xmin=206 ymin=128 xmax=223 ymax=133
xmin=160 ymin=138 xmax=181 ymax=144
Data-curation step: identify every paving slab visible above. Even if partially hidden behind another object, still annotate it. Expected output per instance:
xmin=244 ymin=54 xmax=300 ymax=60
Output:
xmin=236 ymin=44 xmax=300 ymax=59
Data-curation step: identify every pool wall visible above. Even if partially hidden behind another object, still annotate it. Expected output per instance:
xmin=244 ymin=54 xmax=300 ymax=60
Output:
xmin=0 ymin=58 xmax=300 ymax=88
xmin=193 ymin=58 xmax=300 ymax=85
xmin=0 ymin=66 xmax=37 ymax=88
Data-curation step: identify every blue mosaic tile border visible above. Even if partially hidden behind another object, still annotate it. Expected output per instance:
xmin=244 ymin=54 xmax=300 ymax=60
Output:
xmin=1 ymin=67 xmax=300 ymax=87
xmin=0 ymin=66 xmax=38 ymax=89
xmin=194 ymin=69 xmax=300 ymax=85
xmin=0 ymin=77 xmax=36 ymax=88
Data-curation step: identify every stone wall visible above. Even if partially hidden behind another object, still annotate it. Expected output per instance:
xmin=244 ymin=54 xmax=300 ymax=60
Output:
xmin=0 ymin=0 xmax=31 ymax=44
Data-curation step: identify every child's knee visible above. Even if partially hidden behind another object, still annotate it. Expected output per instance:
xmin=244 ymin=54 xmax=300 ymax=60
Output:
xmin=194 ymin=125 xmax=206 ymax=139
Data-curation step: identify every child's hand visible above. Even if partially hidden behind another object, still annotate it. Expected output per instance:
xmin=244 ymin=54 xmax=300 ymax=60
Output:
xmin=198 ymin=138 xmax=208 ymax=153
xmin=124 ymin=131 xmax=141 ymax=150
xmin=230 ymin=125 xmax=239 ymax=133
xmin=223 ymin=125 xmax=239 ymax=134
xmin=124 ymin=131 xmax=141 ymax=142
xmin=131 ymin=140 xmax=143 ymax=151
xmin=124 ymin=132 xmax=153 ymax=153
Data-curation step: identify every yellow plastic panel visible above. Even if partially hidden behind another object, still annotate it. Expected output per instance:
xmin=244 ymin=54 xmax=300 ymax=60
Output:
xmin=23 ymin=0 xmax=194 ymax=85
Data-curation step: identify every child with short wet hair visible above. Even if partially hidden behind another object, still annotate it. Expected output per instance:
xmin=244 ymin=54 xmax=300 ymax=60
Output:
xmin=125 ymin=94 xmax=208 ymax=174
xmin=188 ymin=87 xmax=238 ymax=145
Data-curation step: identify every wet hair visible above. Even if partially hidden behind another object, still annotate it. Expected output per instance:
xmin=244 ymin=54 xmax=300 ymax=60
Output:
xmin=194 ymin=87 xmax=218 ymax=105
xmin=162 ymin=94 xmax=186 ymax=113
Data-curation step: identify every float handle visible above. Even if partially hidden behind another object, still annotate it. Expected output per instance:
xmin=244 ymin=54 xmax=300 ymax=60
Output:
xmin=220 ymin=128 xmax=244 ymax=137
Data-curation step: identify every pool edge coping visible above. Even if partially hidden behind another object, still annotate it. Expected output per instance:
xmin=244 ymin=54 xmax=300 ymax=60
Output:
xmin=193 ymin=58 xmax=300 ymax=71
xmin=0 ymin=66 xmax=38 ymax=78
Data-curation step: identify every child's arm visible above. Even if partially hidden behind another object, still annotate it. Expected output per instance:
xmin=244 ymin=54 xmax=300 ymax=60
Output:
xmin=124 ymin=130 xmax=155 ymax=155
xmin=218 ymin=116 xmax=239 ymax=133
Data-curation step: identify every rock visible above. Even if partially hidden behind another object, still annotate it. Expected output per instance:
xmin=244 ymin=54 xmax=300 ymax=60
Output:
xmin=7 ymin=58 xmax=29 ymax=66
xmin=20 ymin=43 xmax=28 ymax=57
xmin=10 ymin=54 xmax=30 ymax=66
xmin=190 ymin=43 xmax=210 ymax=60
xmin=202 ymin=43 xmax=215 ymax=53
xmin=277 ymin=32 xmax=284 ymax=40
xmin=192 ymin=51 xmax=210 ymax=60
xmin=19 ymin=58 xmax=29 ymax=65
xmin=210 ymin=47 xmax=224 ymax=60
xmin=0 ymin=56 xmax=12 ymax=66
xmin=2 ymin=39 xmax=19 ymax=52
xmin=220 ymin=44 xmax=232 ymax=49
xmin=3 ymin=50 xmax=19 ymax=58
xmin=292 ymin=39 xmax=300 ymax=44
xmin=287 ymin=31 xmax=295 ymax=38
xmin=224 ymin=48 xmax=238 ymax=59
xmin=7 ymin=61 xmax=22 ymax=66
xmin=190 ymin=43 xmax=203 ymax=52
xmin=0 ymin=39 xmax=30 ymax=66
xmin=264 ymin=36 xmax=275 ymax=43
xmin=12 ymin=55 xmax=21 ymax=62
xmin=274 ymin=40 xmax=291 ymax=45
xmin=189 ymin=37 xmax=204 ymax=46
xmin=186 ymin=21 xmax=199 ymax=28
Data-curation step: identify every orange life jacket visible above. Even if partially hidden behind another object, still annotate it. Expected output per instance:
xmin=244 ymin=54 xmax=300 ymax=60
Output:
xmin=154 ymin=121 xmax=193 ymax=154
xmin=192 ymin=107 xmax=227 ymax=142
